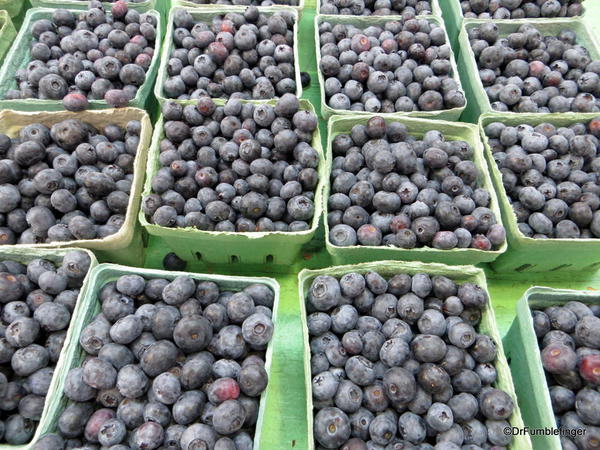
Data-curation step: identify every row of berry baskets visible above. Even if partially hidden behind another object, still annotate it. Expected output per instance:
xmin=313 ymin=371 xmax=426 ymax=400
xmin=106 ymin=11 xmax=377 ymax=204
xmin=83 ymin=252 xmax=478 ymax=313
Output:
xmin=1 ymin=103 xmax=598 ymax=274
xmin=2 ymin=102 xmax=600 ymax=272
xmin=7 ymin=248 xmax=600 ymax=449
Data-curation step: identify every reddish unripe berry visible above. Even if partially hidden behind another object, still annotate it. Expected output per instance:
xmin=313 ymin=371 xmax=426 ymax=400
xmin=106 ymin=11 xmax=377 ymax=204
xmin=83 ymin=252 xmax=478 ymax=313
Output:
xmin=589 ymin=118 xmax=600 ymax=138
xmin=220 ymin=20 xmax=235 ymax=34
xmin=471 ymin=234 xmax=492 ymax=251
xmin=207 ymin=377 xmax=240 ymax=404
xmin=207 ymin=42 xmax=229 ymax=64
xmin=529 ymin=60 xmax=546 ymax=79
xmin=135 ymin=53 xmax=152 ymax=71
xmin=85 ymin=408 xmax=116 ymax=443
xmin=580 ymin=354 xmax=600 ymax=385
xmin=111 ymin=0 xmax=128 ymax=19
xmin=390 ymin=214 xmax=411 ymax=233
xmin=63 ymin=93 xmax=89 ymax=112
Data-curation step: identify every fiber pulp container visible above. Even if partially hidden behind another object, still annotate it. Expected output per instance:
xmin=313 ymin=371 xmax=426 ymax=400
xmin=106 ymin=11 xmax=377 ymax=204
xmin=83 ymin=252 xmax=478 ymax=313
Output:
xmin=0 ymin=7 xmax=162 ymax=111
xmin=0 ymin=0 xmax=25 ymax=19
xmin=479 ymin=112 xmax=600 ymax=273
xmin=34 ymin=263 xmax=280 ymax=449
xmin=174 ymin=0 xmax=306 ymax=18
xmin=154 ymin=6 xmax=302 ymax=106
xmin=298 ymin=260 xmax=532 ymax=450
xmin=0 ymin=108 xmax=152 ymax=266
xmin=503 ymin=286 xmax=600 ymax=450
xmin=316 ymin=0 xmax=441 ymax=17
xmin=139 ymin=99 xmax=326 ymax=266
xmin=28 ymin=0 xmax=157 ymax=11
xmin=324 ymin=114 xmax=507 ymax=265
xmin=0 ymin=10 xmax=16 ymax=66
xmin=456 ymin=17 xmax=599 ymax=123
xmin=0 ymin=247 xmax=97 ymax=449
xmin=315 ymin=14 xmax=466 ymax=121
xmin=440 ymin=0 xmax=588 ymax=50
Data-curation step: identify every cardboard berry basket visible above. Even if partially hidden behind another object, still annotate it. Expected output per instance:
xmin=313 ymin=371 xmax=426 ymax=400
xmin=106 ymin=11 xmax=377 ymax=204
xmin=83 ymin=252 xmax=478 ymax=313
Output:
xmin=154 ymin=6 xmax=303 ymax=106
xmin=0 ymin=108 xmax=152 ymax=266
xmin=174 ymin=0 xmax=306 ymax=18
xmin=324 ymin=113 xmax=507 ymax=266
xmin=0 ymin=7 xmax=162 ymax=111
xmin=0 ymin=247 xmax=97 ymax=449
xmin=0 ymin=10 xmax=16 ymax=66
xmin=28 ymin=0 xmax=157 ymax=12
xmin=0 ymin=0 xmax=25 ymax=19
xmin=440 ymin=0 xmax=588 ymax=50
xmin=457 ymin=17 xmax=599 ymax=123
xmin=315 ymin=14 xmax=467 ymax=121
xmin=315 ymin=0 xmax=441 ymax=18
xmin=478 ymin=112 xmax=600 ymax=273
xmin=32 ymin=263 xmax=280 ymax=449
xmin=298 ymin=260 xmax=531 ymax=450
xmin=139 ymin=98 xmax=327 ymax=266
xmin=503 ymin=286 xmax=600 ymax=450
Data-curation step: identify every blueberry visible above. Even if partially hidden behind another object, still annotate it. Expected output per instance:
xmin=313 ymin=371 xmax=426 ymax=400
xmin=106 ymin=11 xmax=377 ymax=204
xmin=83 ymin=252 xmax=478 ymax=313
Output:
xmin=314 ymin=407 xmax=351 ymax=448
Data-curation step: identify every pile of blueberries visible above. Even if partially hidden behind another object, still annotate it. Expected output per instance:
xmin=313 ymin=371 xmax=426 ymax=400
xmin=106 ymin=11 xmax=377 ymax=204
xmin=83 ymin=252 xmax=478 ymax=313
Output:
xmin=163 ymin=7 xmax=297 ymax=101
xmin=532 ymin=300 xmax=600 ymax=448
xmin=143 ymin=95 xmax=320 ymax=233
xmin=34 ymin=274 xmax=275 ymax=449
xmin=328 ymin=116 xmax=506 ymax=250
xmin=319 ymin=19 xmax=465 ymax=113
xmin=307 ymin=270 xmax=515 ymax=448
xmin=319 ymin=0 xmax=432 ymax=16
xmin=470 ymin=23 xmax=600 ymax=113
xmin=5 ymin=1 xmax=157 ymax=110
xmin=461 ymin=0 xmax=584 ymax=19
xmin=0 ymin=118 xmax=142 ymax=245
xmin=0 ymin=250 xmax=91 ymax=444
xmin=484 ymin=118 xmax=600 ymax=239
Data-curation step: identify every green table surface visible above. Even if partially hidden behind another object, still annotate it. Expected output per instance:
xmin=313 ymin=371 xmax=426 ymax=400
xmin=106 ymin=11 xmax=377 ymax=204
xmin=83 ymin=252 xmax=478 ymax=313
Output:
xmin=138 ymin=1 xmax=600 ymax=448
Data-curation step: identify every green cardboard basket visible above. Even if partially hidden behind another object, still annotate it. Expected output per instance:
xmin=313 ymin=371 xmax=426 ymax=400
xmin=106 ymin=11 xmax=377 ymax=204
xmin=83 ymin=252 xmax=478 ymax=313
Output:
xmin=0 ymin=10 xmax=16 ymax=66
xmin=503 ymin=286 xmax=600 ymax=450
xmin=173 ymin=0 xmax=306 ymax=17
xmin=0 ymin=0 xmax=25 ymax=19
xmin=0 ymin=247 xmax=97 ymax=449
xmin=0 ymin=7 xmax=162 ymax=111
xmin=33 ymin=263 xmax=280 ymax=450
xmin=478 ymin=112 xmax=600 ymax=273
xmin=28 ymin=0 xmax=157 ymax=11
xmin=298 ymin=260 xmax=532 ymax=450
xmin=316 ymin=0 xmax=441 ymax=17
xmin=154 ymin=6 xmax=302 ymax=105
xmin=139 ymin=98 xmax=327 ymax=266
xmin=315 ymin=14 xmax=466 ymax=121
xmin=0 ymin=108 xmax=152 ymax=266
xmin=440 ymin=0 xmax=589 ymax=51
xmin=324 ymin=114 xmax=507 ymax=266
xmin=457 ymin=17 xmax=599 ymax=124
